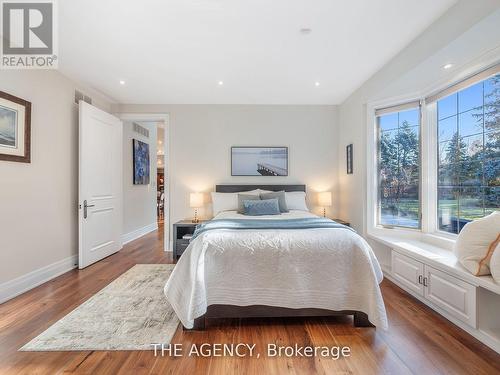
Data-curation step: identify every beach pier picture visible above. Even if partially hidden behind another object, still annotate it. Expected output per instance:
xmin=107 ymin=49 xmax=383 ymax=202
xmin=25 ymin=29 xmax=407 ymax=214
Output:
xmin=231 ymin=147 xmax=288 ymax=176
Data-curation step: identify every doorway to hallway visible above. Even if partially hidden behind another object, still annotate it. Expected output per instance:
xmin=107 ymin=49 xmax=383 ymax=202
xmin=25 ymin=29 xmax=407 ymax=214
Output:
xmin=119 ymin=113 xmax=170 ymax=252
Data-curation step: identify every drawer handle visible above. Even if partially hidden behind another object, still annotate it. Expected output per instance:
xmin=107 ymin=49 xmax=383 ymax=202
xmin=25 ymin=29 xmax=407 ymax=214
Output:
xmin=418 ymin=275 xmax=423 ymax=285
xmin=423 ymin=277 xmax=428 ymax=287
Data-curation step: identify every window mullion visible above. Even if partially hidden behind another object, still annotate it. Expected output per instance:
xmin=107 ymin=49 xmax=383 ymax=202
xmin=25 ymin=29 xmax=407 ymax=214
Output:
xmin=423 ymin=102 xmax=438 ymax=233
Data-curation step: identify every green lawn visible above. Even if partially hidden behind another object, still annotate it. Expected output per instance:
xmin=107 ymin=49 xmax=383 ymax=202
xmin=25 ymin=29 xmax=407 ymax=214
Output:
xmin=381 ymin=198 xmax=498 ymax=221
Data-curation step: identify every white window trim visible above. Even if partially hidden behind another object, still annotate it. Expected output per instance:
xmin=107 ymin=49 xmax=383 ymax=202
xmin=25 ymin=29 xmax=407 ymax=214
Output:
xmin=366 ymin=61 xmax=500 ymax=251
xmin=367 ymin=97 xmax=456 ymax=250
xmin=366 ymin=95 xmax=440 ymax=240
xmin=374 ymin=100 xmax=423 ymax=231
xmin=423 ymin=101 xmax=437 ymax=234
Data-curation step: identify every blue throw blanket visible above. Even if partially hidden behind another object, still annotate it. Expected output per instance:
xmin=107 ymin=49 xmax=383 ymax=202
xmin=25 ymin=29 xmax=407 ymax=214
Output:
xmin=191 ymin=217 xmax=353 ymax=241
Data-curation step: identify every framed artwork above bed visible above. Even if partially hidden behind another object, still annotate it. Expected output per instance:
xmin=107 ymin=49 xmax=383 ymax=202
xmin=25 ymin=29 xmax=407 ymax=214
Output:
xmin=231 ymin=146 xmax=288 ymax=176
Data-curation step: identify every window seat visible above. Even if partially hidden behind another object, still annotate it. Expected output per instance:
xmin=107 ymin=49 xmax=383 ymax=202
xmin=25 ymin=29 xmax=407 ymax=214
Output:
xmin=370 ymin=234 xmax=500 ymax=295
xmin=370 ymin=233 xmax=500 ymax=354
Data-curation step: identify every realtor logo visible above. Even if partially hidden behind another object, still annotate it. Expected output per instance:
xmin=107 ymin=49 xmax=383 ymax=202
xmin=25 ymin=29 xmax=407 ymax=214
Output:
xmin=1 ymin=0 xmax=58 ymax=68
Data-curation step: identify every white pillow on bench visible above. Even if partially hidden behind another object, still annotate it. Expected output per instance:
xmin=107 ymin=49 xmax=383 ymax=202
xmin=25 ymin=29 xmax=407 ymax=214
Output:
xmin=453 ymin=211 xmax=500 ymax=276
xmin=490 ymin=242 xmax=500 ymax=283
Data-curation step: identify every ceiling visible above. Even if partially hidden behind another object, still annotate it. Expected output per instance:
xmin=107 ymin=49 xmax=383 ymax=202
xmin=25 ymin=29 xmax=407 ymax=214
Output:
xmin=58 ymin=0 xmax=457 ymax=105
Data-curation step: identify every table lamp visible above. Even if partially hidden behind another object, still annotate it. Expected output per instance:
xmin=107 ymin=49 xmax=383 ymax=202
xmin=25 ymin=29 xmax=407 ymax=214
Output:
xmin=190 ymin=193 xmax=204 ymax=223
xmin=318 ymin=191 xmax=332 ymax=218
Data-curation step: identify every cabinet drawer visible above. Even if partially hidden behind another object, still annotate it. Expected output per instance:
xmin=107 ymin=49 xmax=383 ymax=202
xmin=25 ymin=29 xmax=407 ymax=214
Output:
xmin=392 ymin=251 xmax=425 ymax=296
xmin=177 ymin=239 xmax=190 ymax=246
xmin=176 ymin=241 xmax=190 ymax=257
xmin=424 ymin=265 xmax=477 ymax=328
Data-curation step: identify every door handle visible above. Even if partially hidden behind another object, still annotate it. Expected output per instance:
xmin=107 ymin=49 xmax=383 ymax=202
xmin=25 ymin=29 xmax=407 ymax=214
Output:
xmin=423 ymin=277 xmax=428 ymax=287
xmin=83 ymin=200 xmax=95 ymax=219
xmin=418 ymin=275 xmax=423 ymax=285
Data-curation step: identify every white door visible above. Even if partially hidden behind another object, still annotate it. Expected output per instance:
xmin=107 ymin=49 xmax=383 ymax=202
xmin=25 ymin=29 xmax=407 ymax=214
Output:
xmin=79 ymin=101 xmax=123 ymax=269
xmin=391 ymin=251 xmax=425 ymax=296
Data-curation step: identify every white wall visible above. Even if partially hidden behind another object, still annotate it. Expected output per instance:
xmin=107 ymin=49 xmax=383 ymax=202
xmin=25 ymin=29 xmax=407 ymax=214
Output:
xmin=122 ymin=121 xmax=158 ymax=237
xmin=0 ymin=70 xmax=113 ymax=287
xmin=115 ymin=104 xmax=339 ymax=245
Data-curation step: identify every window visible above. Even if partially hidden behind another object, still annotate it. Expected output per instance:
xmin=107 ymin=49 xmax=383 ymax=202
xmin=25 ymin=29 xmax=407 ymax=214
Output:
xmin=376 ymin=103 xmax=420 ymax=228
xmin=437 ymin=75 xmax=500 ymax=233
xmin=369 ymin=63 xmax=499 ymax=239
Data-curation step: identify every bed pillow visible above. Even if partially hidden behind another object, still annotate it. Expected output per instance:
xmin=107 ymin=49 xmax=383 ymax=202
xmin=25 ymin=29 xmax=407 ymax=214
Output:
xmin=260 ymin=191 xmax=289 ymax=213
xmin=490 ymin=242 xmax=500 ymax=283
xmin=285 ymin=191 xmax=309 ymax=211
xmin=243 ymin=189 xmax=261 ymax=195
xmin=237 ymin=194 xmax=261 ymax=214
xmin=243 ymin=198 xmax=281 ymax=216
xmin=453 ymin=211 xmax=500 ymax=276
xmin=211 ymin=192 xmax=237 ymax=216
xmin=258 ymin=189 xmax=273 ymax=194
xmin=211 ymin=190 xmax=260 ymax=216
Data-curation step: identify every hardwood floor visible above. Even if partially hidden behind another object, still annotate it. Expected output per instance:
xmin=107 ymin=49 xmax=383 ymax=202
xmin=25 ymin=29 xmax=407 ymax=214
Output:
xmin=1 ymin=226 xmax=499 ymax=375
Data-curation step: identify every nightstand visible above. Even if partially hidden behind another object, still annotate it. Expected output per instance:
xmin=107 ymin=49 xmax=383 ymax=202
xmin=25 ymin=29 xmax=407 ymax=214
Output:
xmin=173 ymin=220 xmax=206 ymax=261
xmin=331 ymin=218 xmax=350 ymax=227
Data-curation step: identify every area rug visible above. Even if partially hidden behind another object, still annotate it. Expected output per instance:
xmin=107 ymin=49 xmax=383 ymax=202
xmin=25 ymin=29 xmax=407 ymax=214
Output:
xmin=20 ymin=264 xmax=179 ymax=351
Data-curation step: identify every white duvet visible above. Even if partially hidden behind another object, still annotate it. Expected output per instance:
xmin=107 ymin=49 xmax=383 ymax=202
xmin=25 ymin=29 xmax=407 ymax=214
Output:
xmin=164 ymin=211 xmax=388 ymax=329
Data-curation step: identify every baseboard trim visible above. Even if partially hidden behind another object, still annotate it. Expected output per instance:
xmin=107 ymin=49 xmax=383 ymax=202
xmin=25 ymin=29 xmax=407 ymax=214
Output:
xmin=0 ymin=255 xmax=78 ymax=304
xmin=122 ymin=222 xmax=158 ymax=245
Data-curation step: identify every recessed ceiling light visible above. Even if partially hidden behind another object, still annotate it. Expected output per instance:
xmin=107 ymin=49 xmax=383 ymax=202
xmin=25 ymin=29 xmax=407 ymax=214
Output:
xmin=443 ymin=63 xmax=453 ymax=70
xmin=315 ymin=82 xmax=320 ymax=87
xmin=218 ymin=81 xmax=224 ymax=86
xmin=119 ymin=80 xmax=125 ymax=85
xmin=300 ymin=28 xmax=312 ymax=35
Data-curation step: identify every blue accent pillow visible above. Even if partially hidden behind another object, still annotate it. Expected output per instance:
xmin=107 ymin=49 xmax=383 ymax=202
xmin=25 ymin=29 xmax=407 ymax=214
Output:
xmin=243 ymin=198 xmax=281 ymax=216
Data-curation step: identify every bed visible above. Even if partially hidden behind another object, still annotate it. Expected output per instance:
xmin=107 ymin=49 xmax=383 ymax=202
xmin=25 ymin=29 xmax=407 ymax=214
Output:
xmin=164 ymin=184 xmax=388 ymax=330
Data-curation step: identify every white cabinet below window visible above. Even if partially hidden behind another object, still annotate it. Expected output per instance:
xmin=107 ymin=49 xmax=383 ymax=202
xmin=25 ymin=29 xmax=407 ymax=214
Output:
xmin=425 ymin=265 xmax=477 ymax=328
xmin=392 ymin=251 xmax=425 ymax=296
xmin=391 ymin=251 xmax=477 ymax=328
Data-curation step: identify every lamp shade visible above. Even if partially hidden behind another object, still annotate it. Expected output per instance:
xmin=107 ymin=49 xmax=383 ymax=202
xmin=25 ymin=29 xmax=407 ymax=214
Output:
xmin=190 ymin=193 xmax=204 ymax=208
xmin=318 ymin=191 xmax=332 ymax=207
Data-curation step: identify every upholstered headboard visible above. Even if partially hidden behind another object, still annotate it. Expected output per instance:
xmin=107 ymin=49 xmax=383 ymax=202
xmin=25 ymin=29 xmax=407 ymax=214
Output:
xmin=215 ymin=184 xmax=306 ymax=193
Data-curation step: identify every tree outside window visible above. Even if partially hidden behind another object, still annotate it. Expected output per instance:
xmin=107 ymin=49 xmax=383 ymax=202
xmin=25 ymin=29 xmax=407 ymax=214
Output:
xmin=377 ymin=107 xmax=420 ymax=228
xmin=437 ymin=75 xmax=500 ymax=233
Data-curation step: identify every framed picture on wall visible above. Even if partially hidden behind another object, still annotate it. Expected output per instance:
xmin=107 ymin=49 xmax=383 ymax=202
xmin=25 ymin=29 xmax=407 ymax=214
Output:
xmin=0 ymin=91 xmax=31 ymax=163
xmin=346 ymin=144 xmax=353 ymax=174
xmin=133 ymin=139 xmax=150 ymax=184
xmin=231 ymin=146 xmax=288 ymax=176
